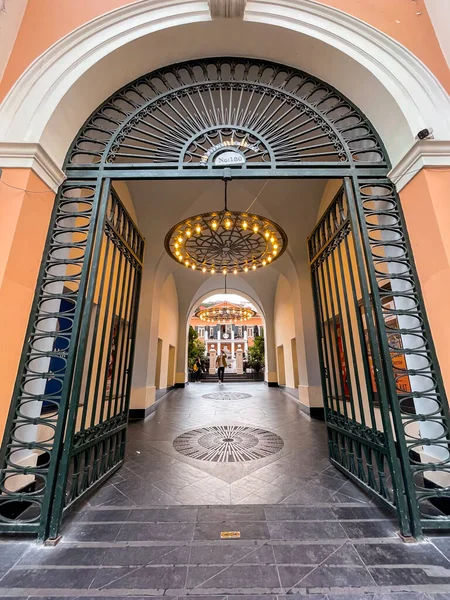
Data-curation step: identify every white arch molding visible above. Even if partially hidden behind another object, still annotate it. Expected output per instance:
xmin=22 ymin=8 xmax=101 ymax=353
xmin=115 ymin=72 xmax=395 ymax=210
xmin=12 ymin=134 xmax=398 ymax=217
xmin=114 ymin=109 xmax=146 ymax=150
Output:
xmin=0 ymin=0 xmax=449 ymax=189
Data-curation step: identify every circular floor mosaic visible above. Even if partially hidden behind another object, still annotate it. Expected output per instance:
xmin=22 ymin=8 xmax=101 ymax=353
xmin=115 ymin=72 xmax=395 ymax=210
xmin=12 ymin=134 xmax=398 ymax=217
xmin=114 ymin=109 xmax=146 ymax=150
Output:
xmin=173 ymin=425 xmax=284 ymax=462
xmin=201 ymin=392 xmax=252 ymax=401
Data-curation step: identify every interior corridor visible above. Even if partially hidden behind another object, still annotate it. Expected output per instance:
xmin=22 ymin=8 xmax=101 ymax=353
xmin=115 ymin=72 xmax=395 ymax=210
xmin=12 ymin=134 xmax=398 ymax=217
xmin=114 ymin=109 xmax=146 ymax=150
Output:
xmin=80 ymin=382 xmax=363 ymax=507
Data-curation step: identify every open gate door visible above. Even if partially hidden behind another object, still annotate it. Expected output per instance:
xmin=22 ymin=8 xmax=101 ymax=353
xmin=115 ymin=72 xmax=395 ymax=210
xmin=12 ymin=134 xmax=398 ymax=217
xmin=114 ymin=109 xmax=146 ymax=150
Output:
xmin=45 ymin=185 xmax=144 ymax=538
xmin=308 ymin=178 xmax=450 ymax=539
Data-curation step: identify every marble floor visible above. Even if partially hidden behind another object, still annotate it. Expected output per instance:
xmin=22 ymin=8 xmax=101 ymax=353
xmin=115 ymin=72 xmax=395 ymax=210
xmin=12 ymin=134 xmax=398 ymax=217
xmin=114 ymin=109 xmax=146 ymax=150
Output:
xmin=1 ymin=383 xmax=450 ymax=598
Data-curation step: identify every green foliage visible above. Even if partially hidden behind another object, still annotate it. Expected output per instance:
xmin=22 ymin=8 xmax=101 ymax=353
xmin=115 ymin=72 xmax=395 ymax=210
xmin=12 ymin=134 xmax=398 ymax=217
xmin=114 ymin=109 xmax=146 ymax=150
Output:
xmin=247 ymin=335 xmax=265 ymax=373
xmin=188 ymin=326 xmax=206 ymax=370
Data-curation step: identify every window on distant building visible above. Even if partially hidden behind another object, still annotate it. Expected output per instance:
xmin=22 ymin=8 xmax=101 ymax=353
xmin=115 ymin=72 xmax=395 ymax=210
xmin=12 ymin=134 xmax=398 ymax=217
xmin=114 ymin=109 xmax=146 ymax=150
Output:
xmin=237 ymin=326 xmax=242 ymax=338
xmin=248 ymin=326 xmax=254 ymax=338
xmin=198 ymin=327 xmax=205 ymax=337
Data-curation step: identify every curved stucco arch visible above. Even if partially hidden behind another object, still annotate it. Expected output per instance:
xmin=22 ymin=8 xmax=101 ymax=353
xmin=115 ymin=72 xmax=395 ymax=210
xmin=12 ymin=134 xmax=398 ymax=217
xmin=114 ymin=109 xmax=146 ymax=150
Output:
xmin=1 ymin=0 xmax=449 ymax=177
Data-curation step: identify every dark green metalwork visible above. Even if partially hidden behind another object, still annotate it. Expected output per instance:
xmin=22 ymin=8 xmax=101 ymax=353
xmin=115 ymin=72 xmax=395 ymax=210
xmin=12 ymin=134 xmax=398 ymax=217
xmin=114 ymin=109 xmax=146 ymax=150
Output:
xmin=65 ymin=58 xmax=389 ymax=171
xmin=0 ymin=56 xmax=448 ymax=540
xmin=308 ymin=184 xmax=412 ymax=535
xmin=350 ymin=178 xmax=450 ymax=533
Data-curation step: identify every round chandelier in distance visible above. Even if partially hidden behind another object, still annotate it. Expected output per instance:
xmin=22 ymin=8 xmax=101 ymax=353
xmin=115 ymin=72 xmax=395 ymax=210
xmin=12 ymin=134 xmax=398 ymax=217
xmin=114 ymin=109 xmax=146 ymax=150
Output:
xmin=164 ymin=180 xmax=287 ymax=274
xmin=195 ymin=302 xmax=256 ymax=323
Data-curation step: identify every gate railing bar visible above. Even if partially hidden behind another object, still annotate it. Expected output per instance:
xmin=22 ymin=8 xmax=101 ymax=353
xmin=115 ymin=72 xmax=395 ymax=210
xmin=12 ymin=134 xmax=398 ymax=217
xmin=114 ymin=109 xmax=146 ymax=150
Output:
xmin=323 ymin=255 xmax=351 ymax=423
xmin=90 ymin=233 xmax=119 ymax=427
xmin=344 ymin=176 xmax=413 ymax=537
xmin=106 ymin=247 xmax=130 ymax=420
xmin=112 ymin=253 xmax=135 ymax=417
xmin=101 ymin=247 xmax=126 ymax=424
xmin=46 ymin=178 xmax=112 ymax=540
xmin=78 ymin=218 xmax=113 ymax=432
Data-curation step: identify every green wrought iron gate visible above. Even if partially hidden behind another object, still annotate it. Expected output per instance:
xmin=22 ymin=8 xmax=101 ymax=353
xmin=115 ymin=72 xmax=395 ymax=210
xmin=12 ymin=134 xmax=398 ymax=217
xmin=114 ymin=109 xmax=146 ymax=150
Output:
xmin=309 ymin=178 xmax=450 ymax=538
xmin=0 ymin=57 xmax=449 ymax=540
xmin=0 ymin=181 xmax=144 ymax=540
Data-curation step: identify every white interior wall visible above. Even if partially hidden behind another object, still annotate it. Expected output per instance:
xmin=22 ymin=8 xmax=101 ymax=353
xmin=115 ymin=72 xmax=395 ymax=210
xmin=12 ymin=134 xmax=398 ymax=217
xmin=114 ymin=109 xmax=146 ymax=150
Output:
xmin=157 ymin=273 xmax=179 ymax=390
xmin=274 ymin=274 xmax=297 ymax=390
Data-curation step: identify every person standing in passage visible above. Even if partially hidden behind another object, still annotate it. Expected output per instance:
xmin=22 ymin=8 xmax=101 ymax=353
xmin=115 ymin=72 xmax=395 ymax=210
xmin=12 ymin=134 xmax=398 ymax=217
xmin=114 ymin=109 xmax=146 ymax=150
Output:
xmin=193 ymin=356 xmax=203 ymax=383
xmin=216 ymin=350 xmax=228 ymax=384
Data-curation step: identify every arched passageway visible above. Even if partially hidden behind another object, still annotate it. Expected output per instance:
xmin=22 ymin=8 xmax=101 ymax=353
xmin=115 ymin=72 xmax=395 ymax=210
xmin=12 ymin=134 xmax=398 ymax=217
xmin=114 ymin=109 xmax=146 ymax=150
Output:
xmin=0 ymin=56 xmax=449 ymax=546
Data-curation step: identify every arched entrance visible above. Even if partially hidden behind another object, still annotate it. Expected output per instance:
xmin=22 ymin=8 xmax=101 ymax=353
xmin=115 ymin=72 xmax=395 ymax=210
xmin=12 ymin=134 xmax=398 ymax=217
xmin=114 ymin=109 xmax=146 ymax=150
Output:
xmin=0 ymin=57 xmax=448 ymax=541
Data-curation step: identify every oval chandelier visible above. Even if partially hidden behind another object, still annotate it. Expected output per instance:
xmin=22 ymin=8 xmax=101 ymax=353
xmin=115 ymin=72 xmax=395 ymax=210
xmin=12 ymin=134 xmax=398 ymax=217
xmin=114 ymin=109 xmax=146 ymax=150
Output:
xmin=164 ymin=180 xmax=287 ymax=274
xmin=195 ymin=302 xmax=256 ymax=323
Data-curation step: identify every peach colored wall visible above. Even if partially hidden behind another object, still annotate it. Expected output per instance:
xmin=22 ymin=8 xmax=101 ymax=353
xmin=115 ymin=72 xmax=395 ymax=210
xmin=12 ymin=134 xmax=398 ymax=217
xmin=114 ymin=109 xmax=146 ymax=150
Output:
xmin=0 ymin=169 xmax=55 ymax=436
xmin=0 ymin=0 xmax=449 ymax=103
xmin=399 ymin=168 xmax=450 ymax=395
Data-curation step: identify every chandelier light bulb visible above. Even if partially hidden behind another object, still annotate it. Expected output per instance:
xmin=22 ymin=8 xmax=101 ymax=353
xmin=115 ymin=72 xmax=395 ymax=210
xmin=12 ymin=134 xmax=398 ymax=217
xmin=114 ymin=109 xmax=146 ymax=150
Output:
xmin=223 ymin=268 xmax=227 ymax=275
xmin=253 ymin=224 xmax=259 ymax=233
xmin=233 ymin=268 xmax=238 ymax=274
xmin=244 ymin=266 xmax=249 ymax=273
xmin=202 ymin=266 xmax=207 ymax=273
xmin=273 ymin=250 xmax=278 ymax=256
xmin=196 ymin=225 xmax=202 ymax=234
xmin=211 ymin=267 xmax=216 ymax=274
xmin=262 ymin=259 xmax=267 ymax=266
xmin=273 ymin=243 xmax=278 ymax=250
xmin=186 ymin=229 xmax=192 ymax=237
xmin=178 ymin=254 xmax=183 ymax=261
xmin=225 ymin=219 xmax=232 ymax=229
xmin=178 ymin=236 xmax=184 ymax=244
xmin=270 ymin=236 xmax=275 ymax=243
xmin=185 ymin=260 xmax=190 ymax=267
xmin=242 ymin=221 xmax=248 ymax=230
xmin=252 ymin=264 xmax=257 ymax=270
xmin=191 ymin=264 xmax=196 ymax=270
xmin=268 ymin=256 xmax=272 ymax=262
xmin=265 ymin=231 xmax=270 ymax=239
xmin=211 ymin=220 xmax=218 ymax=230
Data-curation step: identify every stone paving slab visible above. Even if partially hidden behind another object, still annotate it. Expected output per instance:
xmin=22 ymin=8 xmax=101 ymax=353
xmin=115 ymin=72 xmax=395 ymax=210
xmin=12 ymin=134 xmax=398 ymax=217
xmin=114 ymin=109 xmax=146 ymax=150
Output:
xmin=0 ymin=504 xmax=450 ymax=597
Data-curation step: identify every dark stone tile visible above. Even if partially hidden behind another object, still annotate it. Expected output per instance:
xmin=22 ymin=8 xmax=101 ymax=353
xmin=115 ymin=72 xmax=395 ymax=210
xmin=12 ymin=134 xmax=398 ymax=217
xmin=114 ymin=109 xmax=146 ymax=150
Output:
xmin=289 ymin=564 xmax=375 ymax=588
xmin=18 ymin=546 xmax=107 ymax=566
xmin=116 ymin=521 xmax=194 ymax=541
xmin=190 ymin=543 xmax=273 ymax=565
xmin=341 ymin=520 xmax=398 ymax=539
xmin=332 ymin=505 xmax=395 ymax=520
xmin=73 ymin=509 xmax=130 ymax=522
xmin=194 ymin=521 xmax=270 ymax=541
xmin=373 ymin=594 xmax=427 ymax=600
xmin=268 ymin=520 xmax=346 ymax=540
xmin=327 ymin=595 xmax=374 ymax=600
xmin=197 ymin=506 xmax=266 ymax=522
xmin=356 ymin=540 xmax=450 ymax=567
xmin=92 ymin=565 xmax=187 ymax=589
xmin=0 ymin=544 xmax=30 ymax=577
xmin=101 ymin=544 xmax=191 ymax=566
xmin=126 ymin=507 xmax=197 ymax=522
xmin=273 ymin=541 xmax=363 ymax=565
xmin=369 ymin=566 xmax=450 ymax=585
xmin=431 ymin=538 xmax=450 ymax=562
xmin=186 ymin=564 xmax=280 ymax=589
xmin=0 ymin=567 xmax=97 ymax=589
xmin=87 ymin=484 xmax=134 ymax=507
xmin=114 ymin=482 xmax=181 ymax=506
xmin=265 ymin=506 xmax=336 ymax=521
xmin=62 ymin=523 xmax=123 ymax=542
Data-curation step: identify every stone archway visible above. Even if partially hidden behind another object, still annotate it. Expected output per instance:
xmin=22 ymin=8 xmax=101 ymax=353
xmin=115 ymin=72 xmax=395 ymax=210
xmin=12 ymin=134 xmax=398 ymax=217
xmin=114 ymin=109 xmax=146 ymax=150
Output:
xmin=0 ymin=57 xmax=448 ymax=542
